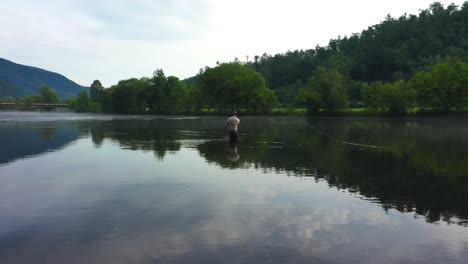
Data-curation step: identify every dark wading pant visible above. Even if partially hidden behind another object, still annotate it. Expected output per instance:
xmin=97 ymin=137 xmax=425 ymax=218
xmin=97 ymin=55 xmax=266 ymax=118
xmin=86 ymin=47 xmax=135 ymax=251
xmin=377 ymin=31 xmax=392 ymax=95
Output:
xmin=229 ymin=130 xmax=238 ymax=144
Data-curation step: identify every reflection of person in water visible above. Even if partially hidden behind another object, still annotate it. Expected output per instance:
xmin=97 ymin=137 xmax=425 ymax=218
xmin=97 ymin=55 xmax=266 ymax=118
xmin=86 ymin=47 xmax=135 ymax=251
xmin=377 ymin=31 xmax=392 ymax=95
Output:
xmin=227 ymin=142 xmax=240 ymax=162
xmin=226 ymin=111 xmax=240 ymax=143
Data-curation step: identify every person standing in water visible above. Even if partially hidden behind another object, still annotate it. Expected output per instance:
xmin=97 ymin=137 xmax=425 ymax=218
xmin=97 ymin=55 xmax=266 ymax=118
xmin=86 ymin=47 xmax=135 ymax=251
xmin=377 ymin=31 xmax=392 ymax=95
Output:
xmin=226 ymin=111 xmax=240 ymax=143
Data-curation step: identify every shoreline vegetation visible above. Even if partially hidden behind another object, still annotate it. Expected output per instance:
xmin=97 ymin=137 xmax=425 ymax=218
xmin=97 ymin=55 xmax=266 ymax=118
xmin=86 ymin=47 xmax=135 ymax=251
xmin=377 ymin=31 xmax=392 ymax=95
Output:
xmin=2 ymin=2 xmax=468 ymax=117
xmin=3 ymin=106 xmax=468 ymax=119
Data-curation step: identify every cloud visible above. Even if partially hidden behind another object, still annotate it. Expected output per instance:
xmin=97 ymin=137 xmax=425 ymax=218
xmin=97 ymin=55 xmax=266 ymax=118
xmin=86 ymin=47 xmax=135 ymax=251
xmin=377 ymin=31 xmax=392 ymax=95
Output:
xmin=1 ymin=0 xmax=467 ymax=87
xmin=72 ymin=0 xmax=213 ymax=42
xmin=0 ymin=0 xmax=216 ymax=86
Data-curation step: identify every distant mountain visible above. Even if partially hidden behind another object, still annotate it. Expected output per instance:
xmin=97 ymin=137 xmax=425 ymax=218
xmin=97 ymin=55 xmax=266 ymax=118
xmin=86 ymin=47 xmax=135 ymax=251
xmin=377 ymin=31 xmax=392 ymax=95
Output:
xmin=0 ymin=58 xmax=87 ymax=98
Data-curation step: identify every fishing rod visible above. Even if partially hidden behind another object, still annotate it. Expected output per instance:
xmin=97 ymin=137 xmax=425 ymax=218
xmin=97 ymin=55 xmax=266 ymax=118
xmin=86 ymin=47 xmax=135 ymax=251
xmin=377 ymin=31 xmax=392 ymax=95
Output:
xmin=230 ymin=107 xmax=391 ymax=149
xmin=285 ymin=112 xmax=391 ymax=150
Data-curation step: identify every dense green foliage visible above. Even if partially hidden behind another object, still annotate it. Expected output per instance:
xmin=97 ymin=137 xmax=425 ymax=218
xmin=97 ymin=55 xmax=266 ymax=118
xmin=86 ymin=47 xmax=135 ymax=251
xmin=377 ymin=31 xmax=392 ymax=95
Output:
xmin=46 ymin=2 xmax=468 ymax=115
xmin=0 ymin=58 xmax=87 ymax=98
xmin=0 ymin=86 xmax=61 ymax=108
xmin=0 ymin=96 xmax=16 ymax=103
xmin=247 ymin=2 xmax=468 ymax=103
xmin=199 ymin=63 xmax=278 ymax=112
xmin=70 ymin=70 xmax=201 ymax=114
xmin=69 ymin=90 xmax=92 ymax=112
xmin=39 ymin=86 xmax=59 ymax=103
xmin=71 ymin=64 xmax=277 ymax=114
xmin=90 ymin=80 xmax=104 ymax=102
xmin=18 ymin=95 xmax=44 ymax=107
xmin=410 ymin=61 xmax=468 ymax=110
xmin=294 ymin=66 xmax=347 ymax=113
xmin=363 ymin=81 xmax=415 ymax=114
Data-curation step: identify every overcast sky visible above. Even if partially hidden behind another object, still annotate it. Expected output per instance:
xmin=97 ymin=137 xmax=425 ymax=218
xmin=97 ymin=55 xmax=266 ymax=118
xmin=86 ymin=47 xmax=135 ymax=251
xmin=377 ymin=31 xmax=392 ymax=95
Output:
xmin=0 ymin=0 xmax=465 ymax=87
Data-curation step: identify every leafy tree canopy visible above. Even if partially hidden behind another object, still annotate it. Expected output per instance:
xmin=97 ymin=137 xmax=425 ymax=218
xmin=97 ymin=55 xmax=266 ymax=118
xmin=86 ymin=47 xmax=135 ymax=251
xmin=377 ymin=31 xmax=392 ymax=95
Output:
xmin=199 ymin=63 xmax=278 ymax=112
xmin=39 ymin=86 xmax=58 ymax=103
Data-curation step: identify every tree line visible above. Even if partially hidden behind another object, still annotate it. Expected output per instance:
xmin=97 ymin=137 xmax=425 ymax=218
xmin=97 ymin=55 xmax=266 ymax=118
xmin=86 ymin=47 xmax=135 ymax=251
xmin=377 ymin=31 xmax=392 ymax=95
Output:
xmin=71 ymin=60 xmax=468 ymax=116
xmin=69 ymin=63 xmax=279 ymax=114
xmin=293 ymin=59 xmax=468 ymax=114
xmin=5 ymin=2 xmax=467 ymax=115
xmin=0 ymin=86 xmax=59 ymax=108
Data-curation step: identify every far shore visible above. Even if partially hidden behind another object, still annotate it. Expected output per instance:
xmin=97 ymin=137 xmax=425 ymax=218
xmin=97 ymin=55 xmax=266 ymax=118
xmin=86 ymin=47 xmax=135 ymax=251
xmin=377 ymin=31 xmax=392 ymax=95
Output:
xmin=2 ymin=108 xmax=468 ymax=119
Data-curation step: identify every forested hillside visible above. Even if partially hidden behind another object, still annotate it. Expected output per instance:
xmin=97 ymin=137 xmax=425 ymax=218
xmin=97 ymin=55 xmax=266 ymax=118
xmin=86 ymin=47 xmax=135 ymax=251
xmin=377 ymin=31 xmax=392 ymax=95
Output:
xmin=245 ymin=2 xmax=468 ymax=104
xmin=0 ymin=58 xmax=87 ymax=98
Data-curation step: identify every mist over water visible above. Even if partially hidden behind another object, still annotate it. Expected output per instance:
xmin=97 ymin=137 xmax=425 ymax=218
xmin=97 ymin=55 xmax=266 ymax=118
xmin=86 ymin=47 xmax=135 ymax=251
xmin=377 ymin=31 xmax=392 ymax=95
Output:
xmin=1 ymin=112 xmax=468 ymax=264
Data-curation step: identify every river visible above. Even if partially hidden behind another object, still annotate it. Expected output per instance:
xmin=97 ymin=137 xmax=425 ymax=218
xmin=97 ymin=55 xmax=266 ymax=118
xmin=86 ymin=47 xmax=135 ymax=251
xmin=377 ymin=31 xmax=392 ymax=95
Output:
xmin=1 ymin=111 xmax=468 ymax=264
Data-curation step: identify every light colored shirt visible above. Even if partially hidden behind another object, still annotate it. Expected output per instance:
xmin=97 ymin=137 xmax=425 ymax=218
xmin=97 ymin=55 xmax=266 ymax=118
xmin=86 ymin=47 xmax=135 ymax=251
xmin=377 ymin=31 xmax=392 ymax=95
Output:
xmin=226 ymin=116 xmax=240 ymax=131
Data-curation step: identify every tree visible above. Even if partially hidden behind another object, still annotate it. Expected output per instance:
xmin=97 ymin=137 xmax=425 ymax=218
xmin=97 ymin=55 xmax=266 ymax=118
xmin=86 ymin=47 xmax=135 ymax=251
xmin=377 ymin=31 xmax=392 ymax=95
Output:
xmin=199 ymin=63 xmax=278 ymax=112
xmin=143 ymin=69 xmax=168 ymax=113
xmin=410 ymin=61 xmax=468 ymax=111
xmin=20 ymin=95 xmax=42 ymax=108
xmin=90 ymin=80 xmax=104 ymax=102
xmin=185 ymin=84 xmax=202 ymax=112
xmin=75 ymin=90 xmax=90 ymax=112
xmin=107 ymin=78 xmax=148 ymax=114
xmin=346 ymin=79 xmax=365 ymax=107
xmin=166 ymin=76 xmax=185 ymax=113
xmin=297 ymin=66 xmax=348 ymax=112
xmin=293 ymin=87 xmax=321 ymax=114
xmin=363 ymin=80 xmax=415 ymax=114
xmin=39 ymin=86 xmax=58 ymax=103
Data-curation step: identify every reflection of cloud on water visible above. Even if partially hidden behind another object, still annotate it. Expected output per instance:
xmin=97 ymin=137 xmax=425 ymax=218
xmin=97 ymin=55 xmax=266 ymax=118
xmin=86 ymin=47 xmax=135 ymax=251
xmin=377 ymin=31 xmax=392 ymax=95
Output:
xmin=3 ymin=116 xmax=468 ymax=263
xmin=61 ymin=189 xmax=468 ymax=264
xmin=1 ymin=146 xmax=358 ymax=263
xmin=61 ymin=201 xmax=354 ymax=263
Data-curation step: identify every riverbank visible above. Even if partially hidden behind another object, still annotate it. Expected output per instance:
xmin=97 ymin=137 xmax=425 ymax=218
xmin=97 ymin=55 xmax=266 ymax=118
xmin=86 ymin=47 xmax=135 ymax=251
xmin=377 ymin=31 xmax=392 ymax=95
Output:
xmin=198 ymin=108 xmax=468 ymax=118
xmin=3 ymin=107 xmax=468 ymax=118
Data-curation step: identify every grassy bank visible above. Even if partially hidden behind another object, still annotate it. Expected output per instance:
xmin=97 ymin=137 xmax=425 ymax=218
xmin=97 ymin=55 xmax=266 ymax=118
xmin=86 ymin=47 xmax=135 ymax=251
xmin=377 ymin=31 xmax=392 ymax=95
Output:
xmin=197 ymin=107 xmax=468 ymax=117
xmin=4 ymin=106 xmax=468 ymax=118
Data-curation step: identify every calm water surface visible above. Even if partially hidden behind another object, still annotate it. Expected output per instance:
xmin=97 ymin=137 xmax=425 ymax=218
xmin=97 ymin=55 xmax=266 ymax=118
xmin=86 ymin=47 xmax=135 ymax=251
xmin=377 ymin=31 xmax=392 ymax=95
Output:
xmin=1 ymin=111 xmax=468 ymax=264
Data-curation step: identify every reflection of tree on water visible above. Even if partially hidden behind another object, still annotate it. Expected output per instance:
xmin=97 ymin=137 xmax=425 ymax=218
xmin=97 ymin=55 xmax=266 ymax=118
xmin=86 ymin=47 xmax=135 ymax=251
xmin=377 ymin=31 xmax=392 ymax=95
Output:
xmin=86 ymin=117 xmax=468 ymax=226
xmin=6 ymin=117 xmax=466 ymax=226
xmin=90 ymin=121 xmax=105 ymax=148
xmin=196 ymin=118 xmax=468 ymax=226
xmin=89 ymin=120 xmax=182 ymax=160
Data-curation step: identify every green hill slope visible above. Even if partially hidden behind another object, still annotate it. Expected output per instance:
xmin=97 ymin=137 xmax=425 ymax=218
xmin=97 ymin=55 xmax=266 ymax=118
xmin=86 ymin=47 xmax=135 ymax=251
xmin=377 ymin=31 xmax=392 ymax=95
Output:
xmin=0 ymin=58 xmax=87 ymax=98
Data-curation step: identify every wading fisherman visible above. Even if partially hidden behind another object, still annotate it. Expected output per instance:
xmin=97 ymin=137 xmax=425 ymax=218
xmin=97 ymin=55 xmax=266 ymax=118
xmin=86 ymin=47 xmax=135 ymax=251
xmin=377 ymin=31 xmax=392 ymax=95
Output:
xmin=226 ymin=111 xmax=240 ymax=143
